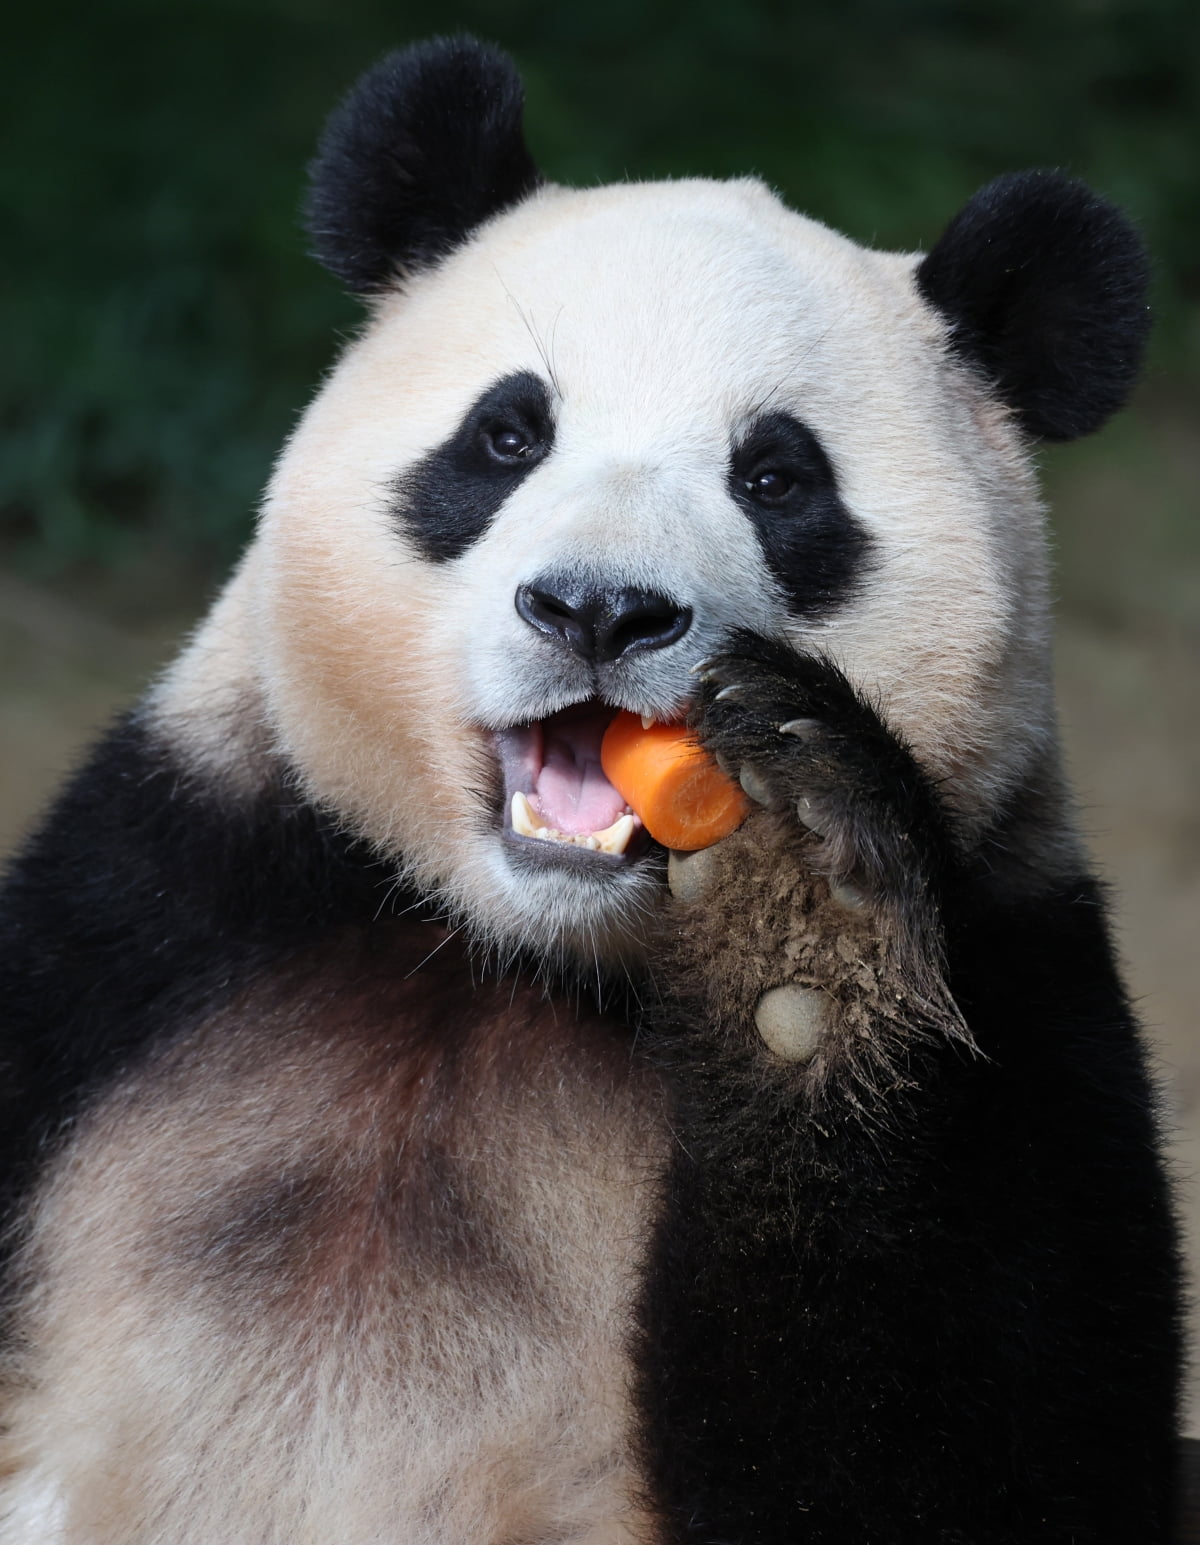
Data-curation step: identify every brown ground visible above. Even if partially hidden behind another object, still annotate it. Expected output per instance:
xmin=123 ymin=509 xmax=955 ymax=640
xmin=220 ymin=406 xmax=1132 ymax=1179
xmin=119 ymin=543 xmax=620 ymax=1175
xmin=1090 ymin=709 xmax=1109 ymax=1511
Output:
xmin=1 ymin=552 xmax=1197 ymax=1437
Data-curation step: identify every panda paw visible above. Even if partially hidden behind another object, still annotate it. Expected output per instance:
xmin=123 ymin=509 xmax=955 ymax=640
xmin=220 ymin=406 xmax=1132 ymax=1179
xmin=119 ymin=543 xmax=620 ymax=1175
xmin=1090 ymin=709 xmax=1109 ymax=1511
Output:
xmin=690 ymin=630 xmax=954 ymax=915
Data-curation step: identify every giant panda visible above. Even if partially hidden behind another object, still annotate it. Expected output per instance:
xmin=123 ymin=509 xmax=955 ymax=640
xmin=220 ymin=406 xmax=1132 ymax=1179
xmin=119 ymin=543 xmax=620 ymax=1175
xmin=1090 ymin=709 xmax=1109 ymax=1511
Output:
xmin=0 ymin=35 xmax=1183 ymax=1545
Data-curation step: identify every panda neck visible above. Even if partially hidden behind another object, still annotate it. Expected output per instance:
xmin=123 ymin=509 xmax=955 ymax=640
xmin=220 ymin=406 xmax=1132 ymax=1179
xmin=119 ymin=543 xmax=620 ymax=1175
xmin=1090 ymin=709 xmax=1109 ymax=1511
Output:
xmin=145 ymin=546 xmax=281 ymax=798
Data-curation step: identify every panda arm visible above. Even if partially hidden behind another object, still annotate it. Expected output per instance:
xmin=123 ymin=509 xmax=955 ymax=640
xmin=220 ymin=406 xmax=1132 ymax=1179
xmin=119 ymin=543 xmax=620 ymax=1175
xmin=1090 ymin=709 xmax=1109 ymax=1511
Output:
xmin=633 ymin=633 xmax=1182 ymax=1544
xmin=0 ymin=714 xmax=391 ymax=1247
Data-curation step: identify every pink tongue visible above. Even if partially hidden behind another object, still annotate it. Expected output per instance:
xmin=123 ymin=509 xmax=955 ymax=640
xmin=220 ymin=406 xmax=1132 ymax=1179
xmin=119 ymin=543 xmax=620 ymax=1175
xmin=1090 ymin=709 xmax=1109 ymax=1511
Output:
xmin=533 ymin=721 xmax=627 ymax=835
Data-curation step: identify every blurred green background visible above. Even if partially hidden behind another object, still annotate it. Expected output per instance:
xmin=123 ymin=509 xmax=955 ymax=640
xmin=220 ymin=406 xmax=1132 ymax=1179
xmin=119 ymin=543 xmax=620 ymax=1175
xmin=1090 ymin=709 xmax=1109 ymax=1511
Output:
xmin=2 ymin=0 xmax=1198 ymax=1429
xmin=3 ymin=0 xmax=1198 ymax=578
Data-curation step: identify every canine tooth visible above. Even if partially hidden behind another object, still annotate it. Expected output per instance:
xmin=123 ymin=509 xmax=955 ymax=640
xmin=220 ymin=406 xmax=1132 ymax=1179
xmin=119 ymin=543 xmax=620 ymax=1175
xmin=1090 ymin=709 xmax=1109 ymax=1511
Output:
xmin=640 ymin=714 xmax=656 ymax=730
xmin=594 ymin=813 xmax=636 ymax=856
xmin=511 ymin=792 xmax=539 ymax=838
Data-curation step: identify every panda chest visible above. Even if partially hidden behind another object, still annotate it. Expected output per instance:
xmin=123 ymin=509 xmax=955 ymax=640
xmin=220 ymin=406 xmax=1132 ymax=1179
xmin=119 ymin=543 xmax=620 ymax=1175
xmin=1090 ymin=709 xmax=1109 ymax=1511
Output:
xmin=19 ymin=949 xmax=669 ymax=1544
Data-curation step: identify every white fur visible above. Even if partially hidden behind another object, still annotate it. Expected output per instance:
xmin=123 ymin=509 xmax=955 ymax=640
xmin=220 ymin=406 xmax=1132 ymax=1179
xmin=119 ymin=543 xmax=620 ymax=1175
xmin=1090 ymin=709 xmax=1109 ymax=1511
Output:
xmin=2 ymin=1001 xmax=665 ymax=1544
xmin=0 ymin=1474 xmax=66 ymax=1544
xmin=153 ymin=176 xmax=1062 ymax=959
xmin=4 ymin=173 xmax=1073 ymax=1538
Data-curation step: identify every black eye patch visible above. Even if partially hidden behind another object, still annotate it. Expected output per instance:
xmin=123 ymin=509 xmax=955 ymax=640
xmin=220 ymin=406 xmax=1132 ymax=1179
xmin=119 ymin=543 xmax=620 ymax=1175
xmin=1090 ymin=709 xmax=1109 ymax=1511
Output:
xmin=728 ymin=411 xmax=872 ymax=620
xmin=392 ymin=371 xmax=555 ymax=563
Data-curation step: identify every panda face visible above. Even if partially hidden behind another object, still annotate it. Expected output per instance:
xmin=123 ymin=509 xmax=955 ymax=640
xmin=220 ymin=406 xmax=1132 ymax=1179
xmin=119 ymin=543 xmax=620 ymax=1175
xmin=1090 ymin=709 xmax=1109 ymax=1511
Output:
xmin=242 ymin=176 xmax=1049 ymax=962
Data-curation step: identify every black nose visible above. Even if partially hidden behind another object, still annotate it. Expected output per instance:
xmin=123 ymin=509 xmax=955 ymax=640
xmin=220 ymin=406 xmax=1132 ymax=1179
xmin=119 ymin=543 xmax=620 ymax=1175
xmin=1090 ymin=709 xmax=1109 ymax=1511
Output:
xmin=515 ymin=577 xmax=692 ymax=664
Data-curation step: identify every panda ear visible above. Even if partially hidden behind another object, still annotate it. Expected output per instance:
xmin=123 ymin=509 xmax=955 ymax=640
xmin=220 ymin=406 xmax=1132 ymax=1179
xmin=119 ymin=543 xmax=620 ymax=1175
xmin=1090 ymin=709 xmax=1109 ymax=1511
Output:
xmin=305 ymin=37 xmax=541 ymax=296
xmin=915 ymin=171 xmax=1150 ymax=442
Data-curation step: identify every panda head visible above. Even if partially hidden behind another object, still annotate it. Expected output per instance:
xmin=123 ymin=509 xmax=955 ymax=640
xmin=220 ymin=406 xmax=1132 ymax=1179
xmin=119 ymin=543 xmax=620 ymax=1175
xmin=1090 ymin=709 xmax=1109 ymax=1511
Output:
xmin=217 ymin=38 xmax=1149 ymax=963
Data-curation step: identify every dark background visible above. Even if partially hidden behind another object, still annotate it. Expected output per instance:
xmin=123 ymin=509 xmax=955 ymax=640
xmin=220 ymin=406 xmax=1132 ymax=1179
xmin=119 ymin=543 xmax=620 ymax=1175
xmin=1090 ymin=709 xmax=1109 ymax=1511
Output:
xmin=2 ymin=0 xmax=1197 ymax=1430
xmin=3 ymin=0 xmax=1198 ymax=573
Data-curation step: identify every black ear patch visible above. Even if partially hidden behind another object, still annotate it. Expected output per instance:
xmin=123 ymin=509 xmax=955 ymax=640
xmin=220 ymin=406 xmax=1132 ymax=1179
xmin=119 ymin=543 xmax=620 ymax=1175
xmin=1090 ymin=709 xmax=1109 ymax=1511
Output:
xmin=305 ymin=37 xmax=541 ymax=295
xmin=916 ymin=171 xmax=1150 ymax=442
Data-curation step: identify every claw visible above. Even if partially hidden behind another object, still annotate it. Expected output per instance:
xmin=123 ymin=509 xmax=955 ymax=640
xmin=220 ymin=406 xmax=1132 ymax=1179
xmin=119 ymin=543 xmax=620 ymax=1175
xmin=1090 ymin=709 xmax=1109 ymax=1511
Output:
xmin=779 ymin=717 xmax=821 ymax=738
xmin=830 ymin=879 xmax=867 ymax=911
xmin=713 ymin=683 xmax=746 ymax=702
xmin=688 ymin=656 xmax=721 ymax=677
xmin=738 ymin=764 xmax=775 ymax=807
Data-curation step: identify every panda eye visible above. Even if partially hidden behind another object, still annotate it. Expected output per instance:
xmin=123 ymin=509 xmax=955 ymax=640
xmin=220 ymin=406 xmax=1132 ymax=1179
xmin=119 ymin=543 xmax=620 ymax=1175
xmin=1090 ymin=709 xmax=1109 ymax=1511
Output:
xmin=745 ymin=468 xmax=795 ymax=504
xmin=482 ymin=423 xmax=539 ymax=464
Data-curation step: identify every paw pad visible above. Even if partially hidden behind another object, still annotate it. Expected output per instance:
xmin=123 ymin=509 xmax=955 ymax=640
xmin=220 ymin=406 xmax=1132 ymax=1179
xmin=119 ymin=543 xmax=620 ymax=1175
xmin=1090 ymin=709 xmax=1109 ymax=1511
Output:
xmin=667 ymin=846 xmax=721 ymax=903
xmin=754 ymin=983 xmax=827 ymax=1063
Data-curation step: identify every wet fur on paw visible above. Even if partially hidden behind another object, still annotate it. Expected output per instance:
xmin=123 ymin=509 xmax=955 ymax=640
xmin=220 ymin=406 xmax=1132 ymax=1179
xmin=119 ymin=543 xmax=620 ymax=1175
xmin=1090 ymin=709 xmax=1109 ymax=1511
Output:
xmin=643 ymin=633 xmax=972 ymax=1108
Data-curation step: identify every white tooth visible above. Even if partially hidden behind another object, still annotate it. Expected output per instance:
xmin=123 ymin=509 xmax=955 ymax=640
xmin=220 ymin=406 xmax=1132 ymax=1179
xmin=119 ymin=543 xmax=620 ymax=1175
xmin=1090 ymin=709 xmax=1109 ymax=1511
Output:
xmin=513 ymin=791 xmax=638 ymax=856
xmin=640 ymin=714 xmax=656 ymax=731
xmin=511 ymin=792 xmax=539 ymax=838
xmin=594 ymin=813 xmax=636 ymax=856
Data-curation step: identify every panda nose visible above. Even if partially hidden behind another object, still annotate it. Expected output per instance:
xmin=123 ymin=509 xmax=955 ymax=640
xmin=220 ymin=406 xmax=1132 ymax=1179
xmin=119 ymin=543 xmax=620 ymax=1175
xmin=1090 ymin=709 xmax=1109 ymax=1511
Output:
xmin=515 ymin=577 xmax=692 ymax=664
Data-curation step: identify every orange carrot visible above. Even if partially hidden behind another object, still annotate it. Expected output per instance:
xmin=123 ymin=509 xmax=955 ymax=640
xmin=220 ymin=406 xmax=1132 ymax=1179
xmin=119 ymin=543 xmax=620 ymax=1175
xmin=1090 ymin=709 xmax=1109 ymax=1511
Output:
xmin=600 ymin=710 xmax=750 ymax=852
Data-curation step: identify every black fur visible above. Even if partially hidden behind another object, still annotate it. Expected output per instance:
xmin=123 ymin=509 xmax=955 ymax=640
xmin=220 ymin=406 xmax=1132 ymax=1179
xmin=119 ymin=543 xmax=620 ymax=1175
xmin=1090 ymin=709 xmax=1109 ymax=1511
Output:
xmin=916 ymin=170 xmax=1151 ymax=442
xmin=305 ymin=37 xmax=541 ymax=295
xmin=0 ymin=716 xmax=406 ymax=1248
xmin=393 ymin=370 xmax=554 ymax=562
xmin=634 ymin=635 xmax=1182 ymax=1543
xmin=728 ymin=414 xmax=872 ymax=619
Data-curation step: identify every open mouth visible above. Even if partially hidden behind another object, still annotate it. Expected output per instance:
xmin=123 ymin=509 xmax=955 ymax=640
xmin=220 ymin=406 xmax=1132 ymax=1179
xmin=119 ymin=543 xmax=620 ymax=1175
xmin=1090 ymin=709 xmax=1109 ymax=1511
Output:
xmin=492 ymin=701 xmax=660 ymax=864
